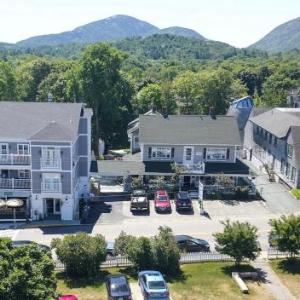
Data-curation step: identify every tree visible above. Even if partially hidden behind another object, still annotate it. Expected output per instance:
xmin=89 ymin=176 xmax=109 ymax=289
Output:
xmin=152 ymin=226 xmax=180 ymax=275
xmin=269 ymin=215 xmax=300 ymax=259
xmin=0 ymin=62 xmax=17 ymax=100
xmin=136 ymin=83 xmax=163 ymax=112
xmin=52 ymin=232 xmax=107 ymax=278
xmin=214 ymin=220 xmax=260 ymax=266
xmin=115 ymin=232 xmax=154 ymax=270
xmin=79 ymin=43 xmax=134 ymax=153
xmin=0 ymin=238 xmax=57 ymax=300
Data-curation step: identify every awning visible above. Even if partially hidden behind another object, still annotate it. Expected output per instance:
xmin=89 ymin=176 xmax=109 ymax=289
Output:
xmin=0 ymin=199 xmax=6 ymax=208
xmin=6 ymin=198 xmax=24 ymax=208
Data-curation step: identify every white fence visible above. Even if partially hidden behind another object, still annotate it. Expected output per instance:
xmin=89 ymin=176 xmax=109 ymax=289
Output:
xmin=267 ymin=248 xmax=300 ymax=260
xmin=55 ymin=252 xmax=233 ymax=270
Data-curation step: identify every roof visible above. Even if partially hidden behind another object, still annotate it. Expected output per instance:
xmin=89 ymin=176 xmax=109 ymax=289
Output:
xmin=0 ymin=101 xmax=85 ymax=141
xmin=139 ymin=115 xmax=241 ymax=146
xmin=249 ymin=108 xmax=300 ymax=138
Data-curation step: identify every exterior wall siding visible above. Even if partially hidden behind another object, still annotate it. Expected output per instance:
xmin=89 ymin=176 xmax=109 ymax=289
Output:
xmin=79 ymin=118 xmax=88 ymax=134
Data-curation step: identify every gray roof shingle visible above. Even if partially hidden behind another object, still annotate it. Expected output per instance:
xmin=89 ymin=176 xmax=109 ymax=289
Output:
xmin=139 ymin=114 xmax=241 ymax=145
xmin=249 ymin=108 xmax=300 ymax=138
xmin=0 ymin=102 xmax=84 ymax=141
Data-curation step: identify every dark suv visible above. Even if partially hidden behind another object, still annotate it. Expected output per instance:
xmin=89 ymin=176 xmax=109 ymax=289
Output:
xmin=175 ymin=191 xmax=192 ymax=211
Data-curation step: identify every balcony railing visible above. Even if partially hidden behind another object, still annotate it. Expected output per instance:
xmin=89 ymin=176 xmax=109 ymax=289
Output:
xmin=41 ymin=158 xmax=61 ymax=170
xmin=41 ymin=181 xmax=62 ymax=193
xmin=0 ymin=178 xmax=31 ymax=189
xmin=0 ymin=154 xmax=31 ymax=165
xmin=176 ymin=162 xmax=205 ymax=174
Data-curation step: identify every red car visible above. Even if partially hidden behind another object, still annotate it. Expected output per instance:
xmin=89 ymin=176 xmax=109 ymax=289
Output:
xmin=59 ymin=295 xmax=78 ymax=300
xmin=154 ymin=190 xmax=171 ymax=213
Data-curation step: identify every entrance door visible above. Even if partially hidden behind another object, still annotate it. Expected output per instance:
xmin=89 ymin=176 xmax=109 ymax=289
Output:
xmin=46 ymin=198 xmax=61 ymax=215
xmin=183 ymin=146 xmax=194 ymax=165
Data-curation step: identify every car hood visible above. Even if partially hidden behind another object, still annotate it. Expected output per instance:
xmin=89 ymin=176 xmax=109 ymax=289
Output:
xmin=195 ymin=239 xmax=209 ymax=246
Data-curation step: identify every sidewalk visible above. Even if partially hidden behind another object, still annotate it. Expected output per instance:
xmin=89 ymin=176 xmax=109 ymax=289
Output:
xmin=252 ymin=259 xmax=296 ymax=300
xmin=242 ymin=159 xmax=300 ymax=214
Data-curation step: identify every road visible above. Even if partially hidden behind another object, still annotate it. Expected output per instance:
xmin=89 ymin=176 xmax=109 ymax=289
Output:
xmin=0 ymin=199 xmax=283 ymax=252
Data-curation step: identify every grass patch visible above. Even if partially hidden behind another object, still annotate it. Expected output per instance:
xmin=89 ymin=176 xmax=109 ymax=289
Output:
xmin=270 ymin=259 xmax=300 ymax=298
xmin=57 ymin=263 xmax=274 ymax=300
xmin=291 ymin=188 xmax=300 ymax=200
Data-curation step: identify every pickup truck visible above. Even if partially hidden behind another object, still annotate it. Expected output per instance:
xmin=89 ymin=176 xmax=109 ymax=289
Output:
xmin=130 ymin=189 xmax=150 ymax=213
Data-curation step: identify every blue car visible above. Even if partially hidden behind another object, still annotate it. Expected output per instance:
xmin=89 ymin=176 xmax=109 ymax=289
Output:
xmin=138 ymin=270 xmax=169 ymax=299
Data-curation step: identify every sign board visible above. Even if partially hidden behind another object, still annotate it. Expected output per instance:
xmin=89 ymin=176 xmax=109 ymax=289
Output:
xmin=198 ymin=180 xmax=204 ymax=201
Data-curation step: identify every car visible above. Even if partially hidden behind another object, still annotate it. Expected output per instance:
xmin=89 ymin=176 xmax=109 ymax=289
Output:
xmin=130 ymin=189 xmax=150 ymax=212
xmin=175 ymin=191 xmax=192 ymax=211
xmin=59 ymin=295 xmax=78 ymax=300
xmin=138 ymin=270 xmax=169 ymax=300
xmin=12 ymin=240 xmax=51 ymax=252
xmin=106 ymin=274 xmax=132 ymax=300
xmin=174 ymin=235 xmax=210 ymax=252
xmin=106 ymin=241 xmax=116 ymax=257
xmin=154 ymin=190 xmax=171 ymax=213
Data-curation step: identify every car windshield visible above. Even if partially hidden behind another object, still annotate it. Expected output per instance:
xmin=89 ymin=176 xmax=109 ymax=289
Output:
xmin=133 ymin=190 xmax=145 ymax=196
xmin=158 ymin=196 xmax=168 ymax=201
xmin=111 ymin=278 xmax=129 ymax=293
xmin=148 ymin=280 xmax=165 ymax=290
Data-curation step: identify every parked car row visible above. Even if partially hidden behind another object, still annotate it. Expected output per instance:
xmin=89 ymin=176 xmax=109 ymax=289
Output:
xmin=130 ymin=189 xmax=194 ymax=214
xmin=106 ymin=270 xmax=170 ymax=300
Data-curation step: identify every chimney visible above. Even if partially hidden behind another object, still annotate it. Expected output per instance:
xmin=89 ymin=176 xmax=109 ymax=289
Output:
xmin=47 ymin=92 xmax=53 ymax=103
xmin=209 ymin=106 xmax=216 ymax=119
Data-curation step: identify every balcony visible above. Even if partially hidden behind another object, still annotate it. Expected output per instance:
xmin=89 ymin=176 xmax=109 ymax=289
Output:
xmin=0 ymin=154 xmax=31 ymax=165
xmin=0 ymin=178 xmax=31 ymax=189
xmin=41 ymin=158 xmax=61 ymax=170
xmin=41 ymin=181 xmax=62 ymax=193
xmin=175 ymin=162 xmax=205 ymax=174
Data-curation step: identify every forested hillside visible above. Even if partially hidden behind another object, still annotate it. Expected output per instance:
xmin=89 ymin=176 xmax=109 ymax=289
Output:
xmin=0 ymin=35 xmax=299 ymax=153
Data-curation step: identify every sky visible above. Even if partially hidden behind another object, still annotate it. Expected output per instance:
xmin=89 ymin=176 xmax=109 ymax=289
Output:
xmin=1 ymin=0 xmax=299 ymax=48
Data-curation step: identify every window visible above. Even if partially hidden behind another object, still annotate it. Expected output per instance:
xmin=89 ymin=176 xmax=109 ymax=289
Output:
xmin=287 ymin=144 xmax=293 ymax=158
xmin=269 ymin=134 xmax=272 ymax=144
xmin=18 ymin=170 xmax=30 ymax=179
xmin=206 ymin=148 xmax=228 ymax=161
xmin=42 ymin=173 xmax=61 ymax=192
xmin=256 ymin=126 xmax=259 ymax=135
xmin=18 ymin=144 xmax=30 ymax=155
xmin=274 ymin=137 xmax=277 ymax=147
xmin=150 ymin=147 xmax=174 ymax=160
xmin=280 ymin=160 xmax=285 ymax=174
xmin=291 ymin=167 xmax=296 ymax=182
xmin=265 ymin=131 xmax=268 ymax=140
xmin=41 ymin=147 xmax=61 ymax=169
xmin=0 ymin=144 xmax=8 ymax=155
xmin=285 ymin=163 xmax=290 ymax=178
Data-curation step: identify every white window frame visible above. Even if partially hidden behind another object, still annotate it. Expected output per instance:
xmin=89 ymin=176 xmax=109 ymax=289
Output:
xmin=0 ymin=143 xmax=8 ymax=155
xmin=18 ymin=144 xmax=30 ymax=155
xmin=183 ymin=146 xmax=194 ymax=165
xmin=151 ymin=147 xmax=172 ymax=160
xmin=41 ymin=147 xmax=61 ymax=169
xmin=42 ymin=173 xmax=61 ymax=192
xmin=206 ymin=148 xmax=227 ymax=161
xmin=18 ymin=170 xmax=30 ymax=179
xmin=287 ymin=144 xmax=293 ymax=158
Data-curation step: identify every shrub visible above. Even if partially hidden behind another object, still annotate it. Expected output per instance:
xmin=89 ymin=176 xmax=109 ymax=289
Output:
xmin=53 ymin=232 xmax=106 ymax=278
xmin=0 ymin=238 xmax=57 ymax=300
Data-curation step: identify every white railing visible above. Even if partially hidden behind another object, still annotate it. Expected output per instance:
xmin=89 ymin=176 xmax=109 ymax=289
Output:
xmin=40 ymin=158 xmax=61 ymax=170
xmin=41 ymin=181 xmax=62 ymax=193
xmin=0 ymin=154 xmax=31 ymax=165
xmin=176 ymin=162 xmax=205 ymax=174
xmin=0 ymin=178 xmax=31 ymax=189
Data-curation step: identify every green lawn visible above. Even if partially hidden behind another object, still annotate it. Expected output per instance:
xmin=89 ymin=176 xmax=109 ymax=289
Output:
xmin=57 ymin=262 xmax=274 ymax=300
xmin=270 ymin=259 xmax=300 ymax=299
xmin=291 ymin=188 xmax=300 ymax=200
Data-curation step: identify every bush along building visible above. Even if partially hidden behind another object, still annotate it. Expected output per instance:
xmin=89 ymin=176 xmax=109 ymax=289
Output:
xmin=244 ymin=107 xmax=300 ymax=188
xmin=0 ymin=102 xmax=92 ymax=221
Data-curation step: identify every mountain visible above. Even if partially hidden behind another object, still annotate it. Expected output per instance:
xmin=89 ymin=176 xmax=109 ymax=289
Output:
xmin=250 ymin=17 xmax=300 ymax=52
xmin=157 ymin=27 xmax=205 ymax=40
xmin=16 ymin=15 xmax=207 ymax=48
xmin=17 ymin=15 xmax=158 ymax=47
